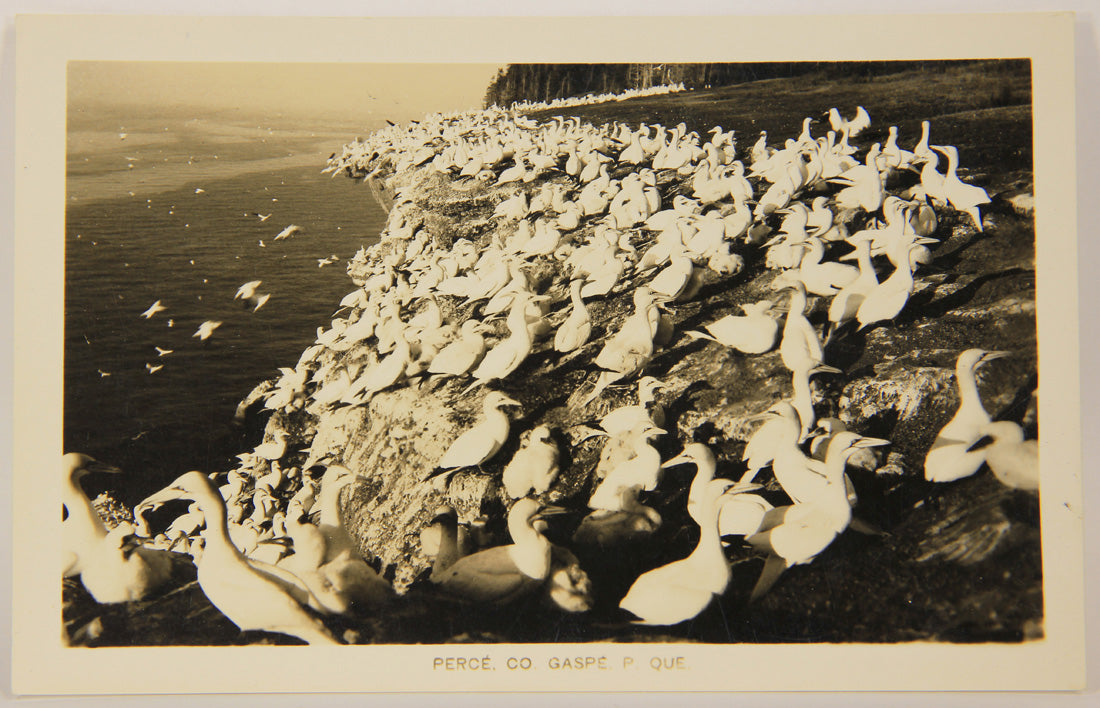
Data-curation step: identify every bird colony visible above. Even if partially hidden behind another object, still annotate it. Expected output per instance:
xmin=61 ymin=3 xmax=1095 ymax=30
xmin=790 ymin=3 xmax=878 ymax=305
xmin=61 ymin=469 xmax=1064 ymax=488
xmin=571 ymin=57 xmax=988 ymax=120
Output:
xmin=502 ymin=82 xmax=687 ymax=114
xmin=64 ymin=95 xmax=1037 ymax=645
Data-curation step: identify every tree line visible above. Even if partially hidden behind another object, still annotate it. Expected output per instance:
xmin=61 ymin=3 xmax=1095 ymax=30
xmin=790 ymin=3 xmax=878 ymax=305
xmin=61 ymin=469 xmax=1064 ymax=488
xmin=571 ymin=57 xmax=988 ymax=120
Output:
xmin=481 ymin=60 xmax=1025 ymax=108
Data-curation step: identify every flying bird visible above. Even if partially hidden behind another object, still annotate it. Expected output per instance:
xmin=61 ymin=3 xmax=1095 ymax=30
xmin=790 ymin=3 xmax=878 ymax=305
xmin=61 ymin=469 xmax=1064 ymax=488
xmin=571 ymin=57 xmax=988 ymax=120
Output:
xmin=274 ymin=225 xmax=301 ymax=241
xmin=193 ymin=320 xmax=223 ymax=341
xmin=235 ymin=280 xmax=262 ymax=301
xmin=140 ymin=301 xmax=166 ymax=319
xmin=146 ymin=362 xmax=164 ymax=374
xmin=154 ymin=346 xmax=173 ymax=357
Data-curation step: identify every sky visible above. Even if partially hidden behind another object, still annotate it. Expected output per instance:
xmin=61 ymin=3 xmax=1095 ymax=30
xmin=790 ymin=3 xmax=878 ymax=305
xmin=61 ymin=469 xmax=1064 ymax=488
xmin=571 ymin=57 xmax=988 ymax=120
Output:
xmin=68 ymin=62 xmax=505 ymax=129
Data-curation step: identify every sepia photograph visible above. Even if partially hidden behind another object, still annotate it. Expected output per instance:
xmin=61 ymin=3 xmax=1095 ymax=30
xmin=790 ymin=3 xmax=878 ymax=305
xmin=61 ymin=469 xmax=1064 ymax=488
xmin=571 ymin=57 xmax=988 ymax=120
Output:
xmin=12 ymin=11 xmax=1085 ymax=695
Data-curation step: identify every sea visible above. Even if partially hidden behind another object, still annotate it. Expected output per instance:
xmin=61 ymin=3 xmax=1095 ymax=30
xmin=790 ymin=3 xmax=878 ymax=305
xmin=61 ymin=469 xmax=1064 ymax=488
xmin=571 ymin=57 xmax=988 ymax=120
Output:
xmin=65 ymin=111 xmax=387 ymax=503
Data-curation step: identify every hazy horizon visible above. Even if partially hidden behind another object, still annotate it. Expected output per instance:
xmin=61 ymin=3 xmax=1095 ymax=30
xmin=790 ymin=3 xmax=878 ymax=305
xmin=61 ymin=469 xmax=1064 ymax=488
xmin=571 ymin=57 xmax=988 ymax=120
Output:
xmin=68 ymin=62 xmax=504 ymax=132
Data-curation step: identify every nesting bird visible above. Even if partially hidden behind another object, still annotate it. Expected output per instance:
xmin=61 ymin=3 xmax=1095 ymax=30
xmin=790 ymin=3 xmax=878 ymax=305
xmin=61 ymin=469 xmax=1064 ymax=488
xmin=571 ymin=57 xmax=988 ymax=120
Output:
xmin=432 ymin=498 xmax=563 ymax=604
xmin=139 ymin=471 xmax=341 ymax=644
xmin=431 ymin=391 xmax=523 ymax=480
xmin=62 ymin=453 xmax=174 ymax=604
xmin=924 ymin=349 xmax=1010 ymax=483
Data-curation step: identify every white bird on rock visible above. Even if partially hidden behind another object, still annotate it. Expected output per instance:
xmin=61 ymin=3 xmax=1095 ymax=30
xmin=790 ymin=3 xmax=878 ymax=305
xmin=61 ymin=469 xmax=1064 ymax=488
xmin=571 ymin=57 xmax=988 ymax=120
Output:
xmin=619 ymin=478 xmax=758 ymax=625
xmin=924 ymin=349 xmax=1010 ymax=483
xmin=431 ymin=391 xmax=522 ymax=479
xmin=740 ymin=402 xmax=800 ymax=484
xmin=746 ymin=432 xmax=888 ymax=601
xmin=553 ymin=279 xmax=592 ymax=354
xmin=774 ymin=276 xmax=828 ymax=374
xmin=589 ymin=425 xmax=666 ymax=510
xmin=597 ymin=376 xmax=667 ymax=435
xmin=62 ymin=454 xmax=174 ymax=603
xmin=139 ymin=471 xmax=340 ymax=644
xmin=462 ymin=293 xmax=537 ymax=394
xmin=973 ymin=420 xmax=1038 ymax=492
xmin=502 ymin=426 xmax=560 ymax=498
xmin=572 ymin=484 xmax=661 ymax=548
xmin=686 ymin=301 xmax=779 ymax=354
xmin=583 ymin=287 xmax=660 ymax=405
xmin=433 ymin=498 xmax=564 ymax=604
xmin=278 ymin=466 xmax=392 ymax=614
xmin=429 ymin=319 xmax=492 ymax=378
xmin=931 ymin=144 xmax=991 ymax=232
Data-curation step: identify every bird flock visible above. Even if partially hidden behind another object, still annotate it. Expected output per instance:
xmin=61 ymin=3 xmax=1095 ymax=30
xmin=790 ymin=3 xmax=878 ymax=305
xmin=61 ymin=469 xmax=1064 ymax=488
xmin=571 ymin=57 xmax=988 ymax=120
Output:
xmin=64 ymin=92 xmax=1036 ymax=646
xmin=501 ymin=82 xmax=687 ymax=114
xmin=127 ymin=218 xmax=311 ymax=376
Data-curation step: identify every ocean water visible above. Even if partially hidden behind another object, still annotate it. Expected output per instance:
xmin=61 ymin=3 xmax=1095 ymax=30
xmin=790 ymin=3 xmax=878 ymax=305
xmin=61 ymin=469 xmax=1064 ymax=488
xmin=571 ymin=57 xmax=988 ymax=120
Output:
xmin=65 ymin=116 xmax=386 ymax=502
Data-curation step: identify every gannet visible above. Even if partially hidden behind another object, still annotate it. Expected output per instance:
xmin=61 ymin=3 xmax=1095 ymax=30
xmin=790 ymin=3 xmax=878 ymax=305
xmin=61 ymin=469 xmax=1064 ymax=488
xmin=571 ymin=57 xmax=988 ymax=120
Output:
xmin=543 ymin=544 xmax=595 ymax=613
xmin=62 ymin=453 xmax=174 ymax=604
xmin=502 ymin=425 xmax=560 ymax=498
xmin=278 ymin=467 xmax=392 ymax=614
xmin=796 ymin=237 xmax=860 ymax=297
xmin=274 ymin=224 xmax=302 ymax=241
xmin=234 ymin=280 xmax=262 ymax=301
xmin=422 ymin=506 xmax=476 ymax=583
xmin=583 ymin=287 xmax=660 ymax=404
xmin=553 ymin=279 xmax=593 ymax=354
xmin=428 ymin=319 xmax=491 ymax=378
xmin=907 ymin=142 xmax=948 ymax=204
xmin=432 ymin=392 xmax=522 ymax=477
xmin=649 ymin=255 xmax=700 ymax=302
xmin=686 ymin=301 xmax=779 ymax=355
xmin=924 ymin=349 xmax=1010 ymax=482
xmin=830 ymin=143 xmax=885 ymax=214
xmin=746 ymin=433 xmax=888 ymax=601
xmin=774 ymin=276 xmax=828 ymax=374
xmin=249 ymin=292 xmax=271 ymax=312
xmin=589 ymin=425 xmax=666 ymax=510
xmin=790 ymin=362 xmax=843 ymax=441
xmin=340 ymin=336 xmax=412 ymax=404
xmin=825 ymin=106 xmax=871 ymax=137
xmin=717 ymin=492 xmax=774 ymax=539
xmin=912 ymin=120 xmax=933 ymax=161
xmin=974 ymin=420 xmax=1038 ymax=492
xmin=572 ymin=484 xmax=661 ymax=548
xmin=154 ymin=346 xmax=173 ymax=357
xmin=619 ymin=478 xmax=756 ymax=625
xmin=855 ymin=236 xmax=922 ymax=330
xmin=826 ymin=232 xmax=878 ymax=338
xmin=463 ymin=292 xmax=536 ymax=393
xmin=434 ymin=498 xmax=562 ymax=604
xmin=931 ymin=144 xmax=991 ymax=232
xmin=76 ymin=520 xmax=176 ymax=605
xmin=664 ymin=442 xmax=753 ymax=526
xmin=253 ymin=430 xmax=290 ymax=462
xmin=597 ymin=376 xmax=667 ymax=435
xmin=740 ymin=403 xmax=799 ymax=485
xmin=193 ymin=320 xmax=222 ymax=341
xmin=140 ymin=300 xmax=166 ymax=319
xmin=140 ymin=471 xmax=340 ymax=644
xmin=145 ymin=362 xmax=164 ymax=374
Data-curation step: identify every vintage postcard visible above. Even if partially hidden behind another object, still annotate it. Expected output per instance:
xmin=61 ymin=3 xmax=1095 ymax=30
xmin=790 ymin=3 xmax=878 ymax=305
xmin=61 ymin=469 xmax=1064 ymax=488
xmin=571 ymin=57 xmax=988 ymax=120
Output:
xmin=12 ymin=12 xmax=1084 ymax=694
